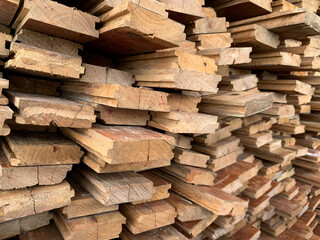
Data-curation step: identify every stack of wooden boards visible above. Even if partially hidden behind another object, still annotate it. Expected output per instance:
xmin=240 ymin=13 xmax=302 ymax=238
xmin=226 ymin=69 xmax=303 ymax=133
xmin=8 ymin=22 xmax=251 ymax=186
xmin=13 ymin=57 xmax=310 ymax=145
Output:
xmin=2 ymin=0 xmax=320 ymax=239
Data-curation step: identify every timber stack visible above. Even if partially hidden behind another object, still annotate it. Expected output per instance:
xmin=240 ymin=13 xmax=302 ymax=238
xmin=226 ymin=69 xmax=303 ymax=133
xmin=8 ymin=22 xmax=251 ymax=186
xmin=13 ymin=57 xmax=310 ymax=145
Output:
xmin=1 ymin=0 xmax=320 ymax=239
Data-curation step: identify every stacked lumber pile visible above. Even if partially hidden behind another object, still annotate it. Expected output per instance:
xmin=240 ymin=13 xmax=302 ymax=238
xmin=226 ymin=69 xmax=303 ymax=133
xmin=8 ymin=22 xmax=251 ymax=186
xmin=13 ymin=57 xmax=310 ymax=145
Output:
xmin=2 ymin=0 xmax=320 ymax=239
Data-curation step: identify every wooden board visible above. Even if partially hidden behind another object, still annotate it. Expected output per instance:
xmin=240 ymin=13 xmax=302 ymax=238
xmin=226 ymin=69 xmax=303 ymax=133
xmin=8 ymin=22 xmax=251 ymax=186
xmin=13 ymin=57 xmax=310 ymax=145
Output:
xmin=61 ymin=124 xmax=174 ymax=164
xmin=206 ymin=0 xmax=272 ymax=21
xmin=0 ymin=0 xmax=19 ymax=26
xmin=82 ymin=152 xmax=171 ymax=173
xmin=166 ymin=191 xmax=213 ymax=222
xmin=54 ymin=210 xmax=125 ymax=240
xmin=120 ymin=200 xmax=176 ymax=234
xmin=229 ymin=9 xmax=320 ymax=40
xmin=87 ymin=1 xmax=185 ymax=56
xmin=152 ymin=169 xmax=248 ymax=216
xmin=0 ymin=181 xmax=74 ymax=223
xmin=60 ymin=178 xmax=118 ymax=219
xmin=5 ymin=43 xmax=85 ymax=79
xmin=162 ymin=162 xmax=215 ymax=186
xmin=0 ymin=147 xmax=72 ymax=190
xmin=133 ymin=171 xmax=171 ymax=204
xmin=120 ymin=226 xmax=189 ymax=240
xmin=0 ymin=212 xmax=52 ymax=240
xmin=71 ymin=165 xmax=154 ymax=206
xmin=148 ymin=111 xmax=219 ymax=134
xmin=173 ymin=148 xmax=210 ymax=168
xmin=199 ymin=91 xmax=273 ymax=117
xmin=5 ymin=91 xmax=95 ymax=128
xmin=14 ymin=0 xmax=99 ymax=43
xmin=2 ymin=131 xmax=83 ymax=166
xmin=61 ymin=82 xmax=171 ymax=112
xmin=13 ymin=29 xmax=83 ymax=57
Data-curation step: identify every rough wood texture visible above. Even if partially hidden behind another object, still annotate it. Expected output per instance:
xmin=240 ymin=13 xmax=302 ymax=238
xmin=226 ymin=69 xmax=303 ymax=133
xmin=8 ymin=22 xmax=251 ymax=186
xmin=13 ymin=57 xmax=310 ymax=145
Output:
xmin=13 ymin=29 xmax=83 ymax=57
xmin=82 ymin=152 xmax=171 ymax=173
xmin=199 ymin=91 xmax=273 ymax=117
xmin=0 ymin=212 xmax=52 ymax=240
xmin=87 ymin=1 xmax=186 ymax=56
xmin=14 ymin=0 xmax=99 ymax=43
xmin=0 ymin=147 xmax=72 ymax=190
xmin=61 ymin=82 xmax=171 ymax=112
xmin=166 ymin=191 xmax=213 ymax=222
xmin=5 ymin=43 xmax=85 ymax=79
xmin=0 ymin=0 xmax=19 ymax=26
xmin=148 ymin=111 xmax=219 ymax=134
xmin=54 ymin=210 xmax=125 ymax=240
xmin=71 ymin=165 xmax=154 ymax=206
xmin=61 ymin=178 xmax=118 ymax=219
xmin=117 ymin=50 xmax=221 ymax=92
xmin=152 ymin=169 xmax=248 ymax=216
xmin=62 ymin=124 xmax=174 ymax=165
xmin=206 ymin=0 xmax=272 ymax=21
xmin=120 ymin=200 xmax=176 ymax=234
xmin=2 ymin=131 xmax=83 ymax=166
xmin=5 ymin=91 xmax=96 ymax=128
xmin=0 ymin=181 xmax=74 ymax=223
xmin=120 ymin=225 xmax=188 ymax=240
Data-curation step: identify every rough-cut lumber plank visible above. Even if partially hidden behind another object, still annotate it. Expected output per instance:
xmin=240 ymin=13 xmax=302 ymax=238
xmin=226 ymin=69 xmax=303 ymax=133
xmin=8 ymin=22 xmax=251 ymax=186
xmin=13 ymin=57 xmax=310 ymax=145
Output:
xmin=166 ymin=192 xmax=213 ymax=222
xmin=116 ymin=50 xmax=220 ymax=92
xmin=120 ymin=200 xmax=176 ymax=234
xmin=82 ymin=152 xmax=170 ymax=173
xmin=5 ymin=91 xmax=95 ymax=128
xmin=133 ymin=171 xmax=171 ymax=204
xmin=61 ymin=82 xmax=171 ymax=112
xmin=19 ymin=223 xmax=63 ymax=240
xmin=162 ymin=162 xmax=215 ymax=186
xmin=167 ymin=93 xmax=200 ymax=113
xmin=2 ymin=131 xmax=83 ymax=166
xmin=0 ymin=0 xmax=19 ymax=26
xmin=88 ymin=1 xmax=186 ymax=56
xmin=0 ymin=30 xmax=11 ymax=59
xmin=54 ymin=210 xmax=125 ymax=240
xmin=62 ymin=124 xmax=174 ymax=164
xmin=236 ymin=52 xmax=301 ymax=70
xmin=61 ymin=178 xmax=118 ymax=219
xmin=148 ymin=111 xmax=218 ymax=134
xmin=0 ymin=212 xmax=52 ymax=240
xmin=206 ymin=0 xmax=272 ymax=21
xmin=0 ymin=147 xmax=72 ymax=190
xmin=243 ymin=175 xmax=272 ymax=199
xmin=230 ymin=24 xmax=280 ymax=50
xmin=158 ymin=0 xmax=204 ymax=23
xmin=79 ymin=64 xmax=134 ymax=86
xmin=261 ymin=104 xmax=295 ymax=118
xmin=167 ymin=132 xmax=192 ymax=149
xmin=13 ymin=29 xmax=83 ymax=57
xmin=197 ymin=47 xmax=252 ymax=66
xmin=173 ymin=148 xmax=210 ymax=168
xmin=188 ymin=33 xmax=233 ymax=50
xmin=229 ymin=9 xmax=320 ymax=40
xmin=175 ymin=214 xmax=217 ymax=238
xmin=5 ymin=43 xmax=85 ymax=79
xmin=152 ymin=169 xmax=248 ymax=216
xmin=72 ymin=165 xmax=154 ymax=206
xmin=199 ymin=91 xmax=273 ymax=117
xmin=258 ymin=80 xmax=312 ymax=95
xmin=14 ymin=0 xmax=99 ymax=43
xmin=0 ymin=106 xmax=13 ymax=136
xmin=7 ymin=74 xmax=60 ymax=96
xmin=97 ymin=105 xmax=149 ymax=126
xmin=120 ymin=225 xmax=188 ymax=240
xmin=186 ymin=16 xmax=227 ymax=35
xmin=193 ymin=136 xmax=240 ymax=159
xmin=0 ymin=181 xmax=74 ymax=223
